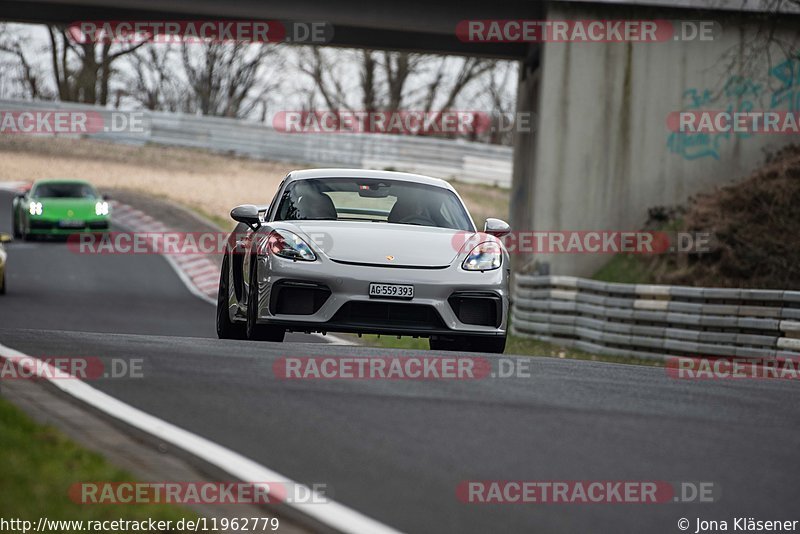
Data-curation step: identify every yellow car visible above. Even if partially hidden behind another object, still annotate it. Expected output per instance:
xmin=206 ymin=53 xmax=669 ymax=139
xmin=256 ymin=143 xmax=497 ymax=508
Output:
xmin=0 ymin=233 xmax=10 ymax=294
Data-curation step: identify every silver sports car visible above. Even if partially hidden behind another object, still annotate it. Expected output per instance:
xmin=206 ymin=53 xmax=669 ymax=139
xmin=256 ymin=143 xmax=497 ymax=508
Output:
xmin=216 ymin=169 xmax=510 ymax=353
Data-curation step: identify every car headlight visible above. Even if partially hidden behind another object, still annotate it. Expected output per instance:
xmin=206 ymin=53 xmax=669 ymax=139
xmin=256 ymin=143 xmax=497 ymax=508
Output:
xmin=95 ymin=201 xmax=109 ymax=216
xmin=462 ymin=241 xmax=502 ymax=271
xmin=29 ymin=202 xmax=43 ymax=215
xmin=262 ymin=230 xmax=316 ymax=261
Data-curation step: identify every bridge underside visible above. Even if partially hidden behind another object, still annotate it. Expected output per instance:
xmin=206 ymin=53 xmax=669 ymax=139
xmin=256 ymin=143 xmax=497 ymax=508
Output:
xmin=0 ymin=0 xmax=540 ymax=58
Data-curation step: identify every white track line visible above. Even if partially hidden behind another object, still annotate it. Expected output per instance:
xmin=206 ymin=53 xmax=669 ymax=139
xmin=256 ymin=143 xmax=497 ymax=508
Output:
xmin=0 ymin=343 xmax=401 ymax=534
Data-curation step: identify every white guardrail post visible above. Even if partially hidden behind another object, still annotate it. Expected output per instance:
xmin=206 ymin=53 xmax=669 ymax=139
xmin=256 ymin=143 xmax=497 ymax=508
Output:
xmin=511 ymin=275 xmax=800 ymax=362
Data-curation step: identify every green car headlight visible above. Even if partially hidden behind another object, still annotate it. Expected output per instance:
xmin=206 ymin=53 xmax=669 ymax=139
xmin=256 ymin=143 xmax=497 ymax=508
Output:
xmin=95 ymin=201 xmax=109 ymax=216
xmin=29 ymin=202 xmax=43 ymax=216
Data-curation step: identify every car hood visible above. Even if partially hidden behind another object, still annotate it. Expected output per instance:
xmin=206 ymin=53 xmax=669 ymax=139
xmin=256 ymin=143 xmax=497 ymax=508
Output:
xmin=286 ymin=221 xmax=470 ymax=268
xmin=34 ymin=198 xmax=101 ymax=218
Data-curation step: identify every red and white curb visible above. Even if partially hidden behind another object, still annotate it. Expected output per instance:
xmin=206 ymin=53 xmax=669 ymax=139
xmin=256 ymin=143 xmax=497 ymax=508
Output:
xmin=110 ymin=201 xmax=221 ymax=301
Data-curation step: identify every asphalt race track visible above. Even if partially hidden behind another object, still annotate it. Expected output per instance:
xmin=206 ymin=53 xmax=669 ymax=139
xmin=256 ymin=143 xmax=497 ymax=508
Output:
xmin=1 ymin=190 xmax=799 ymax=533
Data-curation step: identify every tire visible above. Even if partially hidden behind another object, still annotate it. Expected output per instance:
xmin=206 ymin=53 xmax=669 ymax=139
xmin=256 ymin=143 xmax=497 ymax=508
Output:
xmin=216 ymin=254 xmax=247 ymax=339
xmin=0 ymin=272 xmax=5 ymax=295
xmin=246 ymin=260 xmax=285 ymax=342
xmin=430 ymin=335 xmax=506 ymax=354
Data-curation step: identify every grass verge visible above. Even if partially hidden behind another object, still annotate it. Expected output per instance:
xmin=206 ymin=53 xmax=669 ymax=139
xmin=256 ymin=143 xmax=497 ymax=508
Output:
xmin=592 ymin=253 xmax=655 ymax=285
xmin=0 ymin=395 xmax=196 ymax=527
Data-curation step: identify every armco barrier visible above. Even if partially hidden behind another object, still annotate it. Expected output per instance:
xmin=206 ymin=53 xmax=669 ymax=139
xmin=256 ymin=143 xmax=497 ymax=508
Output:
xmin=512 ymin=275 xmax=800 ymax=362
xmin=0 ymin=99 xmax=512 ymax=188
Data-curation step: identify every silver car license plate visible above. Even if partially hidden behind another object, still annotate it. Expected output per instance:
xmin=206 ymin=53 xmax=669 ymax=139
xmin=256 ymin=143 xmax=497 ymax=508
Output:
xmin=369 ymin=283 xmax=414 ymax=299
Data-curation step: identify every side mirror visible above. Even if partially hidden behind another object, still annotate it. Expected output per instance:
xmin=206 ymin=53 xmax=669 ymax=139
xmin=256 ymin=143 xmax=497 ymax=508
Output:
xmin=230 ymin=204 xmax=260 ymax=228
xmin=102 ymin=194 xmax=110 ymax=201
xmin=484 ymin=218 xmax=510 ymax=237
xmin=0 ymin=233 xmax=12 ymax=243
xmin=15 ymin=192 xmax=26 ymax=199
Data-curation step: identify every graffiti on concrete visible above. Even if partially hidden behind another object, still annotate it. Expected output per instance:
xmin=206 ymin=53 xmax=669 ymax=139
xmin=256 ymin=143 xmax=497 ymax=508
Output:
xmin=668 ymin=55 xmax=798 ymax=160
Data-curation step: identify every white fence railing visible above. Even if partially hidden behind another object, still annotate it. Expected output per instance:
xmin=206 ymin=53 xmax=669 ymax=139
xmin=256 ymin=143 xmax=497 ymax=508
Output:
xmin=0 ymin=99 xmax=513 ymax=188
xmin=513 ymin=275 xmax=800 ymax=362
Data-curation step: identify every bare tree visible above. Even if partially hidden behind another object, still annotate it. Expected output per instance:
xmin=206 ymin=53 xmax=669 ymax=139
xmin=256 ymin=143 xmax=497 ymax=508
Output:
xmin=296 ymin=47 xmax=354 ymax=111
xmin=120 ymin=46 xmax=183 ymax=111
xmin=0 ymin=24 xmax=52 ymax=99
xmin=46 ymin=25 xmax=145 ymax=105
xmin=481 ymin=61 xmax=518 ymax=145
xmin=297 ymin=47 xmax=496 ymax=118
xmin=178 ymin=42 xmax=284 ymax=118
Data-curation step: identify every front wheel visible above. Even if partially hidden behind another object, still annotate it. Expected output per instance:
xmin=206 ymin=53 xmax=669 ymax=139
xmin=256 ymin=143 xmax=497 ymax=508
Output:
xmin=216 ymin=254 xmax=247 ymax=339
xmin=246 ymin=261 xmax=285 ymax=342
xmin=0 ymin=272 xmax=5 ymax=295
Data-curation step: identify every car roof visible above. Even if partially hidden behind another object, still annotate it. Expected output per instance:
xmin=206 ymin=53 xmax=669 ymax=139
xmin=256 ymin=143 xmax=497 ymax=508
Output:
xmin=285 ymin=168 xmax=455 ymax=191
xmin=33 ymin=179 xmax=93 ymax=186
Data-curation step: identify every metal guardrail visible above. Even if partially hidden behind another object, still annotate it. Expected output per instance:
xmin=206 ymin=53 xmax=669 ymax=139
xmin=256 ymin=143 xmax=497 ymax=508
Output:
xmin=512 ymin=275 xmax=800 ymax=361
xmin=0 ymin=99 xmax=513 ymax=188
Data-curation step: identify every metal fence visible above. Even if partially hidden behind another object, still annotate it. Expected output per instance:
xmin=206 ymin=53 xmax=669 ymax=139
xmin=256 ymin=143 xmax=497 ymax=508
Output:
xmin=512 ymin=275 xmax=800 ymax=362
xmin=0 ymin=99 xmax=513 ymax=188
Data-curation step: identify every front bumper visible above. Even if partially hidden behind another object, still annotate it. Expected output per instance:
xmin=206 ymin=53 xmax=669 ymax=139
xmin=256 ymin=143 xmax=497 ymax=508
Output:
xmin=27 ymin=217 xmax=110 ymax=234
xmin=253 ymin=253 xmax=509 ymax=337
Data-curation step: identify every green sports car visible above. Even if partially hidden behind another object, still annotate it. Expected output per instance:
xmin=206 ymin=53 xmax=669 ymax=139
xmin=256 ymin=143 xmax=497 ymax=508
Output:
xmin=12 ymin=180 xmax=110 ymax=239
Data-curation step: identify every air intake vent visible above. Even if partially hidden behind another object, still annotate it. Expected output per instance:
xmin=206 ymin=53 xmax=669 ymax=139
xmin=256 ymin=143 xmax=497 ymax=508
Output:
xmin=269 ymin=281 xmax=331 ymax=315
xmin=448 ymin=292 xmax=501 ymax=327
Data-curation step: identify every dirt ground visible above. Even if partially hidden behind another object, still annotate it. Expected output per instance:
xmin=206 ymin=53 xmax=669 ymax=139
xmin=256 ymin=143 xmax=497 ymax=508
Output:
xmin=0 ymin=136 xmax=509 ymax=229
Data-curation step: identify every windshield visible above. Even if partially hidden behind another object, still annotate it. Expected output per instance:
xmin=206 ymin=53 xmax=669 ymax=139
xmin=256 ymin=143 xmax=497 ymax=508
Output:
xmin=274 ymin=177 xmax=474 ymax=231
xmin=32 ymin=182 xmax=97 ymax=199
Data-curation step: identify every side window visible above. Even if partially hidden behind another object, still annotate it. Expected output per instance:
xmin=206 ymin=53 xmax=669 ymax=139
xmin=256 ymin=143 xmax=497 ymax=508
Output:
xmin=266 ymin=178 xmax=287 ymax=221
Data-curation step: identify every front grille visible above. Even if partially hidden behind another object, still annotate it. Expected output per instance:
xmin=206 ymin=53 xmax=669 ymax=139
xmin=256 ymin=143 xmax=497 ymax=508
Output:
xmin=270 ymin=280 xmax=331 ymax=315
xmin=448 ymin=292 xmax=502 ymax=327
xmin=88 ymin=221 xmax=109 ymax=229
xmin=331 ymin=301 xmax=446 ymax=330
xmin=57 ymin=220 xmax=86 ymax=229
xmin=29 ymin=220 xmax=55 ymax=230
